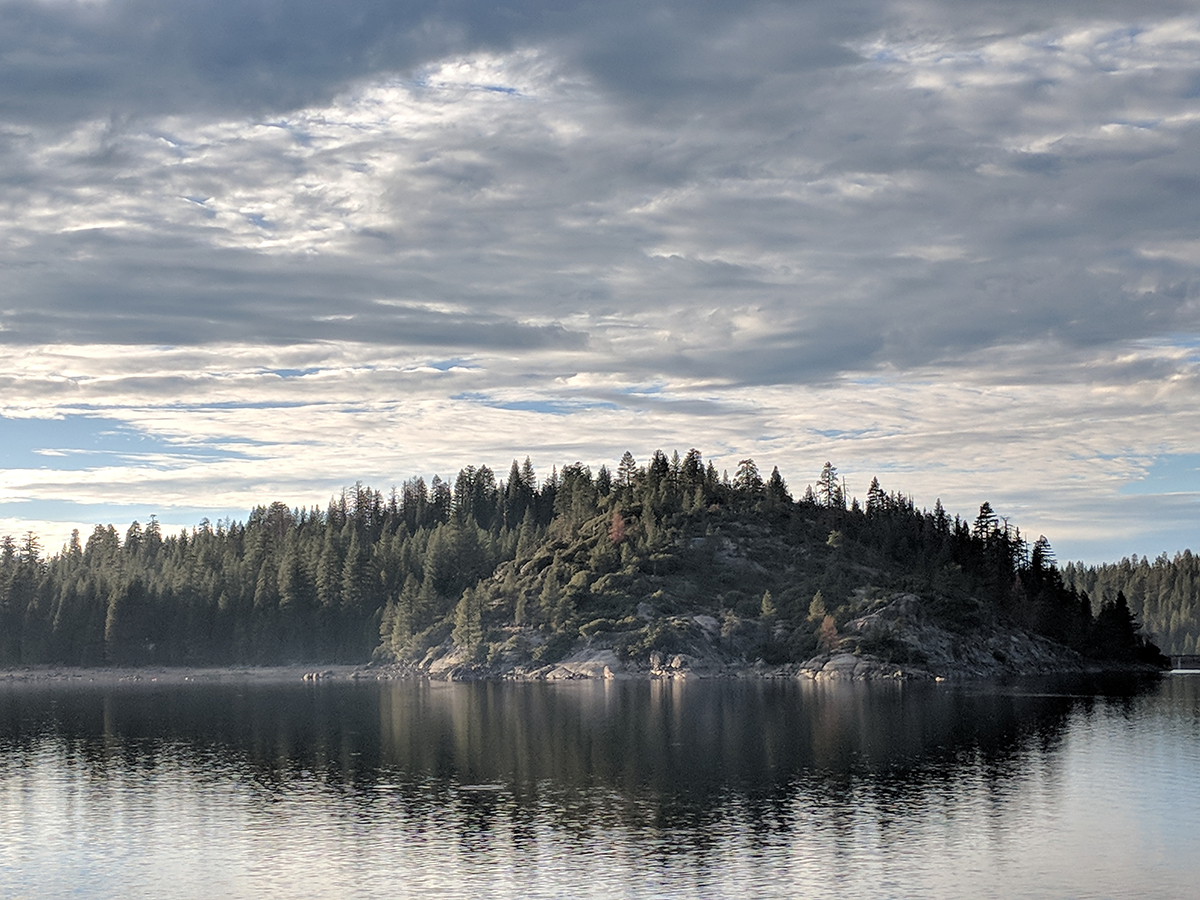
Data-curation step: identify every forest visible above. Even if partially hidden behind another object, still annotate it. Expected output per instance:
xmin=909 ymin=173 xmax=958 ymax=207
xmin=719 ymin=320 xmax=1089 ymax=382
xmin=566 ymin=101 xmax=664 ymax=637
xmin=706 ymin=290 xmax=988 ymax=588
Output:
xmin=0 ymin=450 xmax=1170 ymax=668
xmin=1065 ymin=554 xmax=1199 ymax=656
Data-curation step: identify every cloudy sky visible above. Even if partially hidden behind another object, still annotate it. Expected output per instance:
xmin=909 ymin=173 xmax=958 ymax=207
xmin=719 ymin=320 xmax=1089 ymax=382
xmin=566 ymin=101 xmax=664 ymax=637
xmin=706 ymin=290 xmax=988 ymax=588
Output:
xmin=1 ymin=0 xmax=1199 ymax=562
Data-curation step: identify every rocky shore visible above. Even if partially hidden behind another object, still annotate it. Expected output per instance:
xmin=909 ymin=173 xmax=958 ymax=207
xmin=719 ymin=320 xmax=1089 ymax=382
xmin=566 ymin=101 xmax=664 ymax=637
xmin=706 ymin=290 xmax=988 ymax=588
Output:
xmin=0 ymin=594 xmax=1164 ymax=687
xmin=0 ymin=665 xmax=369 ymax=686
xmin=370 ymin=593 xmax=1163 ymax=683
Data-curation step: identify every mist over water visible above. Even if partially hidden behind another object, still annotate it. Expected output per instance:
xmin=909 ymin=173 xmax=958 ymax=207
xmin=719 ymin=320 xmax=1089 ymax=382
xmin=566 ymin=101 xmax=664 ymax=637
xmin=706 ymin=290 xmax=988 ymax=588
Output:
xmin=2 ymin=676 xmax=1198 ymax=899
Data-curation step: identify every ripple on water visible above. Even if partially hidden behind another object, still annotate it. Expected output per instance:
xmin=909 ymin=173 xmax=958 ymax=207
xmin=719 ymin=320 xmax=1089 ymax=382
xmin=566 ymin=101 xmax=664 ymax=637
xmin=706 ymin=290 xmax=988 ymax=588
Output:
xmin=1 ymin=675 xmax=1198 ymax=900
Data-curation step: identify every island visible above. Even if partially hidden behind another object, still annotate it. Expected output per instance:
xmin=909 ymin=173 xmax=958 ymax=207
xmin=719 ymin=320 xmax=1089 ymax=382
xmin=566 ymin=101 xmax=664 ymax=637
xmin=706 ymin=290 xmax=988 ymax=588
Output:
xmin=0 ymin=451 xmax=1168 ymax=681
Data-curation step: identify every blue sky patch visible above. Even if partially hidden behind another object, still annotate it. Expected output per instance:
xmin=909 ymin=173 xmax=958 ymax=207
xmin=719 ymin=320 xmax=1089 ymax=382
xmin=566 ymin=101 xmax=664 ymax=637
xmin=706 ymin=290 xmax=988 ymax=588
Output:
xmin=0 ymin=415 xmax=243 ymax=470
xmin=426 ymin=358 xmax=478 ymax=371
xmin=1121 ymin=454 xmax=1200 ymax=495
xmin=0 ymin=498 xmax=251 ymax=538
xmin=265 ymin=368 xmax=322 ymax=379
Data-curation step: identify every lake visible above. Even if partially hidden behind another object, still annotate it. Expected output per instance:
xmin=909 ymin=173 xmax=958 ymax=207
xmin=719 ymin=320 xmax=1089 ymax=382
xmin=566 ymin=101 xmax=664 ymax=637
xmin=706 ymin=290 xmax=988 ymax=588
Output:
xmin=2 ymin=673 xmax=1198 ymax=899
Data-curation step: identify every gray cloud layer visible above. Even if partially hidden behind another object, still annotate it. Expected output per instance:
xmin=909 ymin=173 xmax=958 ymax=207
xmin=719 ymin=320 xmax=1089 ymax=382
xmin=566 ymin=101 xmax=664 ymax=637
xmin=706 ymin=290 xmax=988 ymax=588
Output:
xmin=0 ymin=0 xmax=869 ymax=123
xmin=2 ymin=0 xmax=1198 ymax=387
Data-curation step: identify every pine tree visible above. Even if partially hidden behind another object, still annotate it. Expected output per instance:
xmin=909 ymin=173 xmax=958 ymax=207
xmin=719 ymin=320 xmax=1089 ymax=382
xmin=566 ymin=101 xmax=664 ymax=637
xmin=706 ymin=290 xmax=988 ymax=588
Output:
xmin=617 ymin=451 xmax=638 ymax=489
xmin=817 ymin=614 xmax=838 ymax=651
xmin=808 ymin=590 xmax=826 ymax=622
xmin=452 ymin=587 xmax=483 ymax=654
xmin=973 ymin=502 xmax=998 ymax=541
xmin=595 ymin=465 xmax=612 ymax=496
xmin=734 ymin=459 xmax=763 ymax=494
xmin=817 ymin=462 xmax=842 ymax=508
xmin=340 ymin=528 xmax=374 ymax=613
xmin=315 ymin=529 xmax=342 ymax=610
xmin=866 ymin=477 xmax=886 ymax=515
xmin=682 ymin=448 xmax=704 ymax=486
xmin=766 ymin=467 xmax=792 ymax=504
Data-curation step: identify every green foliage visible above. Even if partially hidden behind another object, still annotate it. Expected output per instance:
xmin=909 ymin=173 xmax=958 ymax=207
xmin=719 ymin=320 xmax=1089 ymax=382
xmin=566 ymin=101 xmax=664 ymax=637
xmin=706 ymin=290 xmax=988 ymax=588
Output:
xmin=452 ymin=587 xmax=484 ymax=653
xmin=1064 ymin=552 xmax=1200 ymax=655
xmin=807 ymin=591 xmax=826 ymax=622
xmin=579 ymin=617 xmax=618 ymax=638
xmin=620 ymin=618 xmax=693 ymax=659
xmin=0 ymin=452 xmax=1171 ymax=668
xmin=531 ymin=630 xmax=577 ymax=664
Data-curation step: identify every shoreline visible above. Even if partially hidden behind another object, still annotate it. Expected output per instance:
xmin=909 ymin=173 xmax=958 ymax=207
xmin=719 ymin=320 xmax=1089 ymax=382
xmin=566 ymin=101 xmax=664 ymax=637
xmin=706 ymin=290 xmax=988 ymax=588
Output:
xmin=0 ymin=664 xmax=368 ymax=686
xmin=0 ymin=656 xmax=1169 ymax=687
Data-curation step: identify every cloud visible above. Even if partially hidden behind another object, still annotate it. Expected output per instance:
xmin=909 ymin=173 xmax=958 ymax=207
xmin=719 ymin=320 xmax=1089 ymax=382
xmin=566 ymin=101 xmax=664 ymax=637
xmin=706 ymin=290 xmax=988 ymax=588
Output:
xmin=2 ymin=0 xmax=1200 ymax=560
xmin=0 ymin=0 xmax=868 ymax=127
xmin=4 ymin=6 xmax=1200 ymax=376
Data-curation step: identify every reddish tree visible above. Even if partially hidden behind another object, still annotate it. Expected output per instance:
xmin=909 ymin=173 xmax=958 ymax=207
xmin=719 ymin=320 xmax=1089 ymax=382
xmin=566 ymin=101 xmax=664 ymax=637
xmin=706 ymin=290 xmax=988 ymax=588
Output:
xmin=817 ymin=615 xmax=838 ymax=651
xmin=609 ymin=509 xmax=626 ymax=545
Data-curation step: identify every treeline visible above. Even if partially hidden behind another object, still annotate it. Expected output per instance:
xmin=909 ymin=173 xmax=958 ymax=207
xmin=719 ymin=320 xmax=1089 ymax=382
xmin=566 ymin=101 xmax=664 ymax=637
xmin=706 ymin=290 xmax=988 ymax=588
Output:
xmin=0 ymin=451 xmax=1165 ymax=667
xmin=825 ymin=485 xmax=1160 ymax=665
xmin=1064 ymin=553 xmax=1200 ymax=655
xmin=0 ymin=461 xmax=553 ymax=666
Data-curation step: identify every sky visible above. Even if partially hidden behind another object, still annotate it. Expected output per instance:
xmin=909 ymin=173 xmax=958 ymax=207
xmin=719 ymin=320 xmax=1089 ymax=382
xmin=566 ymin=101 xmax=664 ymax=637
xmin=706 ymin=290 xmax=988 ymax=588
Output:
xmin=1 ymin=0 xmax=1199 ymax=564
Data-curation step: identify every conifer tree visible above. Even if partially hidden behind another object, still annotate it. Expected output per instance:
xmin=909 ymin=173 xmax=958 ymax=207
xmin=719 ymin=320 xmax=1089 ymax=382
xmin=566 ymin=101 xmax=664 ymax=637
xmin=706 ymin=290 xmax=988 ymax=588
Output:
xmin=817 ymin=462 xmax=842 ymax=508
xmin=315 ymin=530 xmax=341 ymax=611
xmin=617 ymin=451 xmax=638 ymax=490
xmin=808 ymin=591 xmax=826 ymax=622
xmin=734 ymin=459 xmax=763 ymax=495
xmin=340 ymin=528 xmax=373 ymax=613
xmin=452 ymin=586 xmax=483 ymax=653
xmin=766 ymin=467 xmax=792 ymax=504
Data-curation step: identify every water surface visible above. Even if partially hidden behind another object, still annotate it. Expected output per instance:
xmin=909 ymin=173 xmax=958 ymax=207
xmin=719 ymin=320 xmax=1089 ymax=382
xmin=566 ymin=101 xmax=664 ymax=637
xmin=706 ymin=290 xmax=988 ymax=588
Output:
xmin=2 ymin=675 xmax=1197 ymax=899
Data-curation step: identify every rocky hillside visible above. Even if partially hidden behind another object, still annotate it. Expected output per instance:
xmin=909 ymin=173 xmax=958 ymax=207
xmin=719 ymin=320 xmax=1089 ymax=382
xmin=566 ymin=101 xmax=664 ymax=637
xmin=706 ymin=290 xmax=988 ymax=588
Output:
xmin=399 ymin=591 xmax=1102 ymax=683
xmin=379 ymin=467 xmax=1166 ymax=681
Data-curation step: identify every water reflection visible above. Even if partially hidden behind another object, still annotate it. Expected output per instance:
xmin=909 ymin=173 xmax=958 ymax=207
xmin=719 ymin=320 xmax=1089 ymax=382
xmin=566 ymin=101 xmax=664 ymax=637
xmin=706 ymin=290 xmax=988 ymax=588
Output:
xmin=0 ymin=675 xmax=1169 ymax=810
xmin=1 ymin=674 xmax=1194 ymax=900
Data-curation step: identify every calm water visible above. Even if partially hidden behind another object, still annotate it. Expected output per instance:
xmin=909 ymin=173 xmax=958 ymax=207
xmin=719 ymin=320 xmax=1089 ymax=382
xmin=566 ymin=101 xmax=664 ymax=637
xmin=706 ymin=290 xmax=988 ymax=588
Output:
xmin=2 ymin=674 xmax=1198 ymax=900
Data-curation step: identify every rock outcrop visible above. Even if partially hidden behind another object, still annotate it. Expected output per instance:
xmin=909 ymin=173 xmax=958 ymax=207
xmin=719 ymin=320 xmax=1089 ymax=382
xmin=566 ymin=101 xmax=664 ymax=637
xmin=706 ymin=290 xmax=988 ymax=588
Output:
xmin=796 ymin=593 xmax=1089 ymax=681
xmin=371 ymin=592 xmax=1133 ymax=683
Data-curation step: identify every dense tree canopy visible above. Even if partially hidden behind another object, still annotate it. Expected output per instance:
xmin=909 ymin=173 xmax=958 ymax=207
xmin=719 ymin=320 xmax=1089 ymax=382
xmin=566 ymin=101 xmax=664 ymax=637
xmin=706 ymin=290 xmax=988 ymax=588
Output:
xmin=0 ymin=452 xmax=1168 ymax=667
xmin=1064 ymin=553 xmax=1200 ymax=656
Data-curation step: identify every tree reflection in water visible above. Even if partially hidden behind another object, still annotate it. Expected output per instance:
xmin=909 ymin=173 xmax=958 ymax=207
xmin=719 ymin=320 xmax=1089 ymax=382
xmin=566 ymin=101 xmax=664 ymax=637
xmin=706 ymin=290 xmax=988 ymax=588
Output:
xmin=3 ymin=673 xmax=1196 ymax=900
xmin=0 ymin=674 xmax=1165 ymax=826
